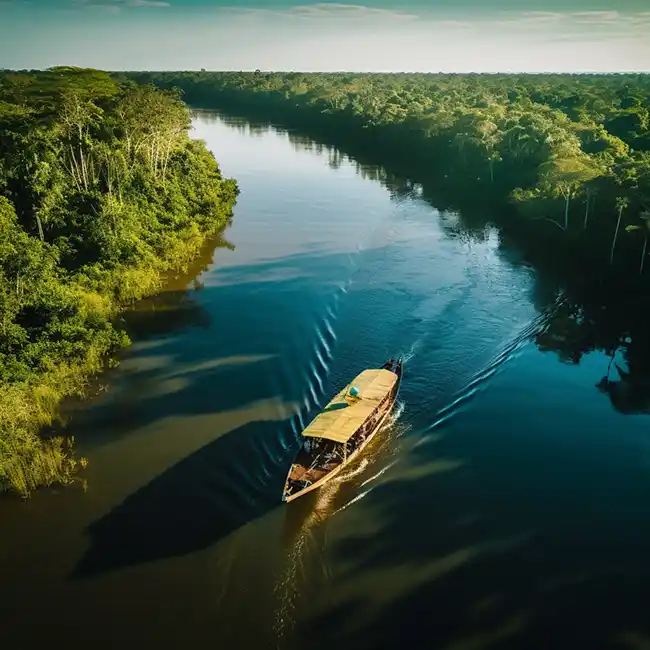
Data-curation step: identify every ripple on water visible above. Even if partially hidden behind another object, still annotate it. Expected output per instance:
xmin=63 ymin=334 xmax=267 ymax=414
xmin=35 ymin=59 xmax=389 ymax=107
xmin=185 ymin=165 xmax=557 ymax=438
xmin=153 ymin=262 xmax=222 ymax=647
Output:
xmin=6 ymin=110 xmax=649 ymax=650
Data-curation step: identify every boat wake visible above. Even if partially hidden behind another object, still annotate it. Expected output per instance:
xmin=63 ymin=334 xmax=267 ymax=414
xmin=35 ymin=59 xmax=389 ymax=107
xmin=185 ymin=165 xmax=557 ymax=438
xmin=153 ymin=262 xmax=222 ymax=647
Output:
xmin=329 ymin=400 xmax=407 ymax=515
xmin=331 ymin=488 xmax=371 ymax=516
xmin=399 ymin=339 xmax=422 ymax=365
xmin=336 ymin=456 xmax=371 ymax=484
xmin=272 ymin=523 xmax=311 ymax=647
xmin=287 ymin=204 xmax=404 ymax=437
xmin=288 ymin=285 xmax=346 ymax=436
xmin=413 ymin=296 xmax=567 ymax=448
xmin=272 ymin=468 xmax=343 ymax=646
xmin=360 ymin=460 xmax=399 ymax=488
xmin=388 ymin=399 xmax=406 ymax=429
xmin=273 ymin=388 xmax=407 ymax=644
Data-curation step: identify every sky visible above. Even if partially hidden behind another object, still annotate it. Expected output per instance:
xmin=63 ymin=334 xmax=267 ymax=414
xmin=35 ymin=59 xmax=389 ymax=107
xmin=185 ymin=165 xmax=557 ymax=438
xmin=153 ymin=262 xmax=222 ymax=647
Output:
xmin=0 ymin=0 xmax=649 ymax=72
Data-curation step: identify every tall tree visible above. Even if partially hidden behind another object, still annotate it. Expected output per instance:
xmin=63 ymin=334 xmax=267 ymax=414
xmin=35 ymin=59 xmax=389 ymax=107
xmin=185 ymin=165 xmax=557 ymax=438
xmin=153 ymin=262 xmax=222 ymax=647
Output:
xmin=625 ymin=210 xmax=650 ymax=274
xmin=540 ymin=154 xmax=600 ymax=230
xmin=610 ymin=196 xmax=629 ymax=265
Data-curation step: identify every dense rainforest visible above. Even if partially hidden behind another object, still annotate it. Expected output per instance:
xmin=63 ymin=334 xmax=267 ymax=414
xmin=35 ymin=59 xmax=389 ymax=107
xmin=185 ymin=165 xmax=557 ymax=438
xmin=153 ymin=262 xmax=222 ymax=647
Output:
xmin=4 ymin=69 xmax=650 ymax=495
xmin=0 ymin=67 xmax=239 ymax=496
xmin=123 ymin=71 xmax=650 ymax=276
xmin=121 ymin=70 xmax=650 ymax=415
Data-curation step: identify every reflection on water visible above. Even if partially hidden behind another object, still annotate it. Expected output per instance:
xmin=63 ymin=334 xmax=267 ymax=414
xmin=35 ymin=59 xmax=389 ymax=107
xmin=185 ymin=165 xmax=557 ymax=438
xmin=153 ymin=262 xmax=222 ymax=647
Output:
xmin=199 ymin=108 xmax=650 ymax=415
xmin=2 ymin=109 xmax=650 ymax=650
xmin=598 ymin=365 xmax=650 ymax=415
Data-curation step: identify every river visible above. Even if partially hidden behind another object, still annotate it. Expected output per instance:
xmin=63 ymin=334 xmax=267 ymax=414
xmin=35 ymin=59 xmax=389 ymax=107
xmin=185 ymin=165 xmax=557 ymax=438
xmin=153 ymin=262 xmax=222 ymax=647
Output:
xmin=2 ymin=110 xmax=650 ymax=650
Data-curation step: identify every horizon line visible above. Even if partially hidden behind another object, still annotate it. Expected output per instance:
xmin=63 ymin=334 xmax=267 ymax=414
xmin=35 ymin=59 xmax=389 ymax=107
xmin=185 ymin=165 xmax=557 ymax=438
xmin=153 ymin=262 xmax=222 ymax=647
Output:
xmin=3 ymin=67 xmax=650 ymax=75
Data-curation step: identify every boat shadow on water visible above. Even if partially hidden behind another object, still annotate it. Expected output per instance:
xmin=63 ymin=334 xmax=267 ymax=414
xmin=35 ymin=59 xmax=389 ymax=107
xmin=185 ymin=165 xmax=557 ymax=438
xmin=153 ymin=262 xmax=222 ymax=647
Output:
xmin=71 ymin=418 xmax=298 ymax=580
xmin=288 ymin=416 xmax=650 ymax=650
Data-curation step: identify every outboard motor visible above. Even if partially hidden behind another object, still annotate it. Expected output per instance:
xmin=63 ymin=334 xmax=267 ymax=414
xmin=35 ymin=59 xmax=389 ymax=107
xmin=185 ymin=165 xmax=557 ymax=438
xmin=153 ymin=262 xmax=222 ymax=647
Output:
xmin=388 ymin=358 xmax=401 ymax=374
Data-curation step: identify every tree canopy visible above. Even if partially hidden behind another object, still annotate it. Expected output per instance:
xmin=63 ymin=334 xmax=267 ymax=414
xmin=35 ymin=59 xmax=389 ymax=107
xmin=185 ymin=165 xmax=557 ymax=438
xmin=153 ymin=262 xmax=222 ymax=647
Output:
xmin=0 ymin=68 xmax=238 ymax=496
xmin=122 ymin=71 xmax=650 ymax=277
xmin=117 ymin=70 xmax=650 ymax=416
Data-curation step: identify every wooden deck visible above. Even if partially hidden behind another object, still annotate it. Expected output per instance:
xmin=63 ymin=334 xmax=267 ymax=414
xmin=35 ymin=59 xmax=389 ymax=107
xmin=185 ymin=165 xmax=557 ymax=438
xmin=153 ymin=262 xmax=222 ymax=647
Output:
xmin=288 ymin=461 xmax=340 ymax=484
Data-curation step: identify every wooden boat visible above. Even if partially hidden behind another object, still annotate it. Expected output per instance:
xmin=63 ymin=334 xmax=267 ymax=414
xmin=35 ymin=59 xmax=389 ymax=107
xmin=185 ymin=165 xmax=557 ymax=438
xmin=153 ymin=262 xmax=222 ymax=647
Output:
xmin=282 ymin=358 xmax=403 ymax=503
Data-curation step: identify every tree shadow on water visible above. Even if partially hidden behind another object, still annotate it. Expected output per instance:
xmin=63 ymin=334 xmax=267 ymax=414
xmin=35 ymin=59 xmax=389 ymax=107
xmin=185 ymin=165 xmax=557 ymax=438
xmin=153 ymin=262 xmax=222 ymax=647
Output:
xmin=71 ymin=418 xmax=297 ymax=580
xmin=67 ymin=348 xmax=283 ymax=449
xmin=120 ymin=288 xmax=213 ymax=341
xmin=293 ymin=424 xmax=650 ymax=650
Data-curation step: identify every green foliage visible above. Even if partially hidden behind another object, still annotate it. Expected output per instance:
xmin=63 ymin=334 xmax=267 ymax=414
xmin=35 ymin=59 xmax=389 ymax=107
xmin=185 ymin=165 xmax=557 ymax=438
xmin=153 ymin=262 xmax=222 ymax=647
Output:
xmin=123 ymin=71 xmax=650 ymax=272
xmin=0 ymin=69 xmax=239 ymax=496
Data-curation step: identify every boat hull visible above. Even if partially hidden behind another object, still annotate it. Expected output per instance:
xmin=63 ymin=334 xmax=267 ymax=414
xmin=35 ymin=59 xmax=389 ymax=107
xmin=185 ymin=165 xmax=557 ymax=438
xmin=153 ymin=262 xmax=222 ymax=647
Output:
xmin=282 ymin=359 xmax=403 ymax=503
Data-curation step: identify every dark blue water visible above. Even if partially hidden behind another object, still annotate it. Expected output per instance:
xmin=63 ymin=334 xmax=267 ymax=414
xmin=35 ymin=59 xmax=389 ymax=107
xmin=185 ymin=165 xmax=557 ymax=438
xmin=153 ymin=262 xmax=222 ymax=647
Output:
xmin=2 ymin=110 xmax=650 ymax=650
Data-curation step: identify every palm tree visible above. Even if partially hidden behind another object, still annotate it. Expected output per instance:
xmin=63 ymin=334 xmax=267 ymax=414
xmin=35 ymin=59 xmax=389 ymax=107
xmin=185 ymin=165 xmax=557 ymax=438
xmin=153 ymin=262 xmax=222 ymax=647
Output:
xmin=488 ymin=151 xmax=502 ymax=183
xmin=625 ymin=210 xmax=650 ymax=275
xmin=610 ymin=197 xmax=629 ymax=265
xmin=583 ymin=185 xmax=600 ymax=230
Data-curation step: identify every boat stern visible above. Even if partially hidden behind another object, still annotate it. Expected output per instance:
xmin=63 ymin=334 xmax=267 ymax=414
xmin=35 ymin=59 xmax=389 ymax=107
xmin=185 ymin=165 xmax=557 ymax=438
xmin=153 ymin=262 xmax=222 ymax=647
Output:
xmin=382 ymin=357 xmax=404 ymax=378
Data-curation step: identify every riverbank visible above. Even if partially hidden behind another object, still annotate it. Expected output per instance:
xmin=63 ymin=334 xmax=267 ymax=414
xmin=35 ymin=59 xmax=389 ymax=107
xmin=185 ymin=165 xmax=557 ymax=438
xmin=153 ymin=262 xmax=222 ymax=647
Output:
xmin=184 ymin=108 xmax=650 ymax=404
xmin=3 ymin=109 xmax=650 ymax=650
xmin=0 ymin=69 xmax=239 ymax=496
xmin=121 ymin=72 xmax=650 ymax=283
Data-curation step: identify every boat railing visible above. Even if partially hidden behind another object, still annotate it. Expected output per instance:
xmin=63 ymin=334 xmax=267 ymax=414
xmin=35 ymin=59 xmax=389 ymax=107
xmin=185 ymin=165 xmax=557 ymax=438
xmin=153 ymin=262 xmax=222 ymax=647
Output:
xmin=304 ymin=445 xmax=341 ymax=473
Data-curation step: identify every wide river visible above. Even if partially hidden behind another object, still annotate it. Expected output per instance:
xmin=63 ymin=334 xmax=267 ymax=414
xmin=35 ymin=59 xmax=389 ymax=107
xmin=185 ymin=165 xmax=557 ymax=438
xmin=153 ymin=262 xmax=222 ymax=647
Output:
xmin=3 ymin=110 xmax=650 ymax=650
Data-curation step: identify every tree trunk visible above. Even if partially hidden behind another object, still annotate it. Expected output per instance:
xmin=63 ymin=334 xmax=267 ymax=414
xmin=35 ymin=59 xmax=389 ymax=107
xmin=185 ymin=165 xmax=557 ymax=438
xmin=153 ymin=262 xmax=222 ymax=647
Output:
xmin=64 ymin=157 xmax=82 ymax=192
xmin=77 ymin=123 xmax=89 ymax=191
xmin=610 ymin=206 xmax=624 ymax=265
xmin=162 ymin=136 xmax=173 ymax=182
xmin=564 ymin=194 xmax=570 ymax=230
xmin=150 ymin=139 xmax=156 ymax=175
xmin=106 ymin=156 xmax=113 ymax=200
xmin=489 ymin=159 xmax=494 ymax=183
xmin=640 ymin=234 xmax=648 ymax=275
xmin=69 ymin=145 xmax=83 ymax=189
xmin=79 ymin=145 xmax=88 ymax=191
xmin=583 ymin=191 xmax=590 ymax=229
xmin=36 ymin=214 xmax=44 ymax=242
xmin=162 ymin=138 xmax=171 ymax=179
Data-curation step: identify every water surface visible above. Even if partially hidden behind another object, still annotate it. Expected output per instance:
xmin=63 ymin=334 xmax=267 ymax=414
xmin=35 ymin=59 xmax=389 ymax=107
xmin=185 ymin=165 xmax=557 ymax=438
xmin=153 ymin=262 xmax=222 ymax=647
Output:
xmin=2 ymin=110 xmax=650 ymax=650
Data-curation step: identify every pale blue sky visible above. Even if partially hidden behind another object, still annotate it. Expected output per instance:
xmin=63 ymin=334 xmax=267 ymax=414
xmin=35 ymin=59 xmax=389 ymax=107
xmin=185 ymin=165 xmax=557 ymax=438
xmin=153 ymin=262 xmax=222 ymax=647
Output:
xmin=0 ymin=1 xmax=648 ymax=72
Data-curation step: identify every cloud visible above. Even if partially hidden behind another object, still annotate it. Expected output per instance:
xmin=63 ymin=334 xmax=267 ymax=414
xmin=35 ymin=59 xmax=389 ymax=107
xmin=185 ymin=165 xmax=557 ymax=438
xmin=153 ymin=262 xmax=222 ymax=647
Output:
xmin=487 ymin=9 xmax=650 ymax=35
xmin=513 ymin=11 xmax=565 ymax=22
xmin=74 ymin=0 xmax=169 ymax=10
xmin=128 ymin=0 xmax=169 ymax=6
xmin=568 ymin=11 xmax=622 ymax=23
xmin=217 ymin=3 xmax=419 ymax=24
xmin=286 ymin=3 xmax=419 ymax=21
xmin=86 ymin=3 xmax=121 ymax=12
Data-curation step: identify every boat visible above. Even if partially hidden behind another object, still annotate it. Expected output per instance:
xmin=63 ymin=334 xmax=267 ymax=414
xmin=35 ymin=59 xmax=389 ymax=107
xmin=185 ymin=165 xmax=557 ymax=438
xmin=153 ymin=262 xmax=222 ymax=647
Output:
xmin=282 ymin=358 xmax=403 ymax=503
